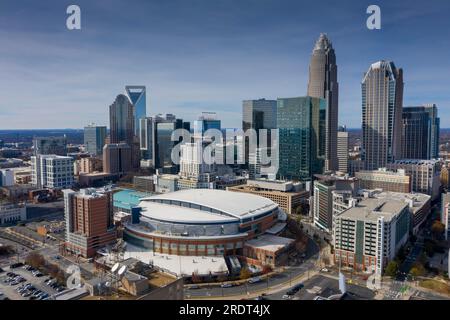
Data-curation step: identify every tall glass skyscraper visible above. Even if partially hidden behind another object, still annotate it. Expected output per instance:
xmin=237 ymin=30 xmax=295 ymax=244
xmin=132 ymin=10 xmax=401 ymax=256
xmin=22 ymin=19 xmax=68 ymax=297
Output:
xmin=109 ymin=94 xmax=135 ymax=145
xmin=126 ymin=85 xmax=146 ymax=136
xmin=307 ymin=33 xmax=339 ymax=172
xmin=277 ymin=96 xmax=326 ymax=181
xmin=362 ymin=61 xmax=403 ymax=170
xmin=33 ymin=136 xmax=67 ymax=156
xmin=401 ymin=104 xmax=440 ymax=160
xmin=84 ymin=124 xmax=107 ymax=156
xmin=193 ymin=112 xmax=221 ymax=138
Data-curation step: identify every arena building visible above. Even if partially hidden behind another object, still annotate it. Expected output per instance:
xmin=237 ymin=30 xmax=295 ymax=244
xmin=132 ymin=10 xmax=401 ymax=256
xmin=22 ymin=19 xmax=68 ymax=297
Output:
xmin=123 ymin=189 xmax=287 ymax=258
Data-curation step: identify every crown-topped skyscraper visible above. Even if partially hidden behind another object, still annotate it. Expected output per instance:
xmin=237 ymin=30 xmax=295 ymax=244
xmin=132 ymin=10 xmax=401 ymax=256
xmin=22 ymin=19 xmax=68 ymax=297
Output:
xmin=307 ymin=33 xmax=339 ymax=173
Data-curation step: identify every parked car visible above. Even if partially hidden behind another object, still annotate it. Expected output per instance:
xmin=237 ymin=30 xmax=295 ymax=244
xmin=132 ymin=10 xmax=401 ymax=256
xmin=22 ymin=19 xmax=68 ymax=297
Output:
xmin=248 ymin=277 xmax=262 ymax=284
xmin=220 ymin=283 xmax=233 ymax=288
xmin=10 ymin=262 xmax=24 ymax=269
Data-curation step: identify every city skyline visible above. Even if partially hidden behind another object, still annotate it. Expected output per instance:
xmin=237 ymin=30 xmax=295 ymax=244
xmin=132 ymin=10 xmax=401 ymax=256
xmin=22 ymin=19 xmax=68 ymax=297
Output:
xmin=0 ymin=0 xmax=449 ymax=129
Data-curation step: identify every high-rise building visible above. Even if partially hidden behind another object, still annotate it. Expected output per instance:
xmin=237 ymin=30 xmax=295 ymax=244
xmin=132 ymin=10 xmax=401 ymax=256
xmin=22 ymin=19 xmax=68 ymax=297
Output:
xmin=242 ymin=99 xmax=277 ymax=132
xmin=307 ymin=33 xmax=339 ymax=172
xmin=0 ymin=169 xmax=14 ymax=187
xmin=84 ymin=124 xmax=107 ymax=156
xmin=337 ymin=126 xmax=348 ymax=173
xmin=193 ymin=112 xmax=221 ymax=139
xmin=33 ymin=136 xmax=67 ymax=156
xmin=109 ymin=94 xmax=135 ymax=145
xmin=126 ymin=85 xmax=146 ymax=136
xmin=102 ymin=143 xmax=132 ymax=176
xmin=242 ymin=99 xmax=277 ymax=164
xmin=362 ymin=61 xmax=403 ymax=170
xmin=139 ymin=117 xmax=154 ymax=168
xmin=387 ymin=159 xmax=441 ymax=200
xmin=312 ymin=174 xmax=358 ymax=233
xmin=277 ymin=96 xmax=326 ymax=181
xmin=63 ymin=188 xmax=116 ymax=258
xmin=334 ymin=196 xmax=410 ymax=274
xmin=401 ymin=104 xmax=440 ymax=160
xmin=177 ymin=141 xmax=215 ymax=190
xmin=154 ymin=114 xmax=188 ymax=170
xmin=31 ymin=155 xmax=74 ymax=189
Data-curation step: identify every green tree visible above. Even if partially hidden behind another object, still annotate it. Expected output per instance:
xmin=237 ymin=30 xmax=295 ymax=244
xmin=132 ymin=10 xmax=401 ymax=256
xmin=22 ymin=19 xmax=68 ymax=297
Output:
xmin=385 ymin=261 xmax=399 ymax=277
xmin=410 ymin=263 xmax=426 ymax=278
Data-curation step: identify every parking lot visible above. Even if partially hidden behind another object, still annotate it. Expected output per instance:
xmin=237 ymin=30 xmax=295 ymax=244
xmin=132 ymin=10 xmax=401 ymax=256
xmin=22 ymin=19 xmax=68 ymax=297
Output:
xmin=0 ymin=263 xmax=66 ymax=300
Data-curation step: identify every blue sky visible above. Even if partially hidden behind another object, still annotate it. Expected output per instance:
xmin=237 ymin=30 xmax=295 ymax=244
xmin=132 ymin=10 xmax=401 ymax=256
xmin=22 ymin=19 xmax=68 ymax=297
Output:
xmin=0 ymin=0 xmax=449 ymax=129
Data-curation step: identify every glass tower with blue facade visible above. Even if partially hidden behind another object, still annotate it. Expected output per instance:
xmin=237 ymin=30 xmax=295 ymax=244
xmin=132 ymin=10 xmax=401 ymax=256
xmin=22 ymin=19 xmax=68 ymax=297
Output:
xmin=126 ymin=85 xmax=146 ymax=136
xmin=277 ymin=96 xmax=326 ymax=181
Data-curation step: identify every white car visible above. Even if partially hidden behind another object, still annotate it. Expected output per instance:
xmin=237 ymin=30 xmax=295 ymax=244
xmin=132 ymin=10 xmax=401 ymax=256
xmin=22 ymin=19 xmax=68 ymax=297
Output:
xmin=321 ymin=268 xmax=329 ymax=272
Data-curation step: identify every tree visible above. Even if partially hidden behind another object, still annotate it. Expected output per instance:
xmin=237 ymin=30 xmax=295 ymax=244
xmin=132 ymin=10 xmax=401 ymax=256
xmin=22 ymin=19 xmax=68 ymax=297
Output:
xmin=384 ymin=261 xmax=399 ymax=277
xmin=191 ymin=271 xmax=202 ymax=284
xmin=0 ymin=245 xmax=15 ymax=256
xmin=239 ymin=267 xmax=251 ymax=280
xmin=25 ymin=252 xmax=46 ymax=269
xmin=410 ymin=262 xmax=426 ymax=278
xmin=431 ymin=220 xmax=445 ymax=238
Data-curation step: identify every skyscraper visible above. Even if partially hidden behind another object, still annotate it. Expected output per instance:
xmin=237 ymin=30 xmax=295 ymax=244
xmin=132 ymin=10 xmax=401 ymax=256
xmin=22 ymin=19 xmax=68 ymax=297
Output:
xmin=307 ymin=33 xmax=339 ymax=172
xmin=401 ymin=104 xmax=440 ymax=159
xmin=109 ymin=94 xmax=135 ymax=145
xmin=362 ymin=61 xmax=403 ymax=170
xmin=277 ymin=96 xmax=326 ymax=181
xmin=193 ymin=112 xmax=221 ymax=139
xmin=139 ymin=117 xmax=154 ymax=168
xmin=84 ymin=124 xmax=107 ymax=156
xmin=242 ymin=99 xmax=277 ymax=164
xmin=126 ymin=85 xmax=146 ymax=136
xmin=337 ymin=126 xmax=348 ymax=173
xmin=102 ymin=143 xmax=132 ymax=175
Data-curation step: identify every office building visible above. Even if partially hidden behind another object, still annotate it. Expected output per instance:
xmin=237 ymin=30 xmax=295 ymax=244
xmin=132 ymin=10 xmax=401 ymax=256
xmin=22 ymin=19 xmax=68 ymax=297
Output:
xmin=227 ymin=179 xmax=309 ymax=215
xmin=63 ymin=188 xmax=116 ymax=258
xmin=177 ymin=141 xmax=215 ymax=190
xmin=193 ymin=112 xmax=221 ymax=139
xmin=0 ymin=203 xmax=27 ymax=225
xmin=33 ymin=136 xmax=67 ymax=156
xmin=139 ymin=117 xmax=154 ymax=168
xmin=401 ymin=104 xmax=440 ymax=160
xmin=362 ymin=61 xmax=403 ymax=170
xmin=242 ymin=99 xmax=277 ymax=164
xmin=0 ymin=169 xmax=14 ymax=187
xmin=387 ymin=159 xmax=441 ymax=200
xmin=103 ymin=143 xmax=132 ymax=176
xmin=153 ymin=114 xmax=188 ymax=170
xmin=307 ymin=33 xmax=339 ymax=172
xmin=337 ymin=126 xmax=348 ymax=173
xmin=277 ymin=96 xmax=326 ymax=181
xmin=312 ymin=174 xmax=358 ymax=233
xmin=84 ymin=125 xmax=107 ymax=156
xmin=78 ymin=157 xmax=103 ymax=174
xmin=355 ymin=168 xmax=411 ymax=193
xmin=133 ymin=176 xmax=155 ymax=193
xmin=126 ymin=85 xmax=147 ymax=136
xmin=31 ymin=155 xmax=74 ymax=189
xmin=109 ymin=94 xmax=135 ymax=145
xmin=334 ymin=197 xmax=409 ymax=274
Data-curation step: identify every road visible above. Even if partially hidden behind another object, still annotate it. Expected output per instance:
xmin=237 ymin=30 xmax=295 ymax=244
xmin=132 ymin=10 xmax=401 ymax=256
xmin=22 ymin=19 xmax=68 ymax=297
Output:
xmin=185 ymin=236 xmax=320 ymax=299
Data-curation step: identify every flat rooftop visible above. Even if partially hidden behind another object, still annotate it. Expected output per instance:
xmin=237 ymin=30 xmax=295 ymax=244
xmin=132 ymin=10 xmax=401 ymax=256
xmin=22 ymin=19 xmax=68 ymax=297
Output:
xmin=339 ymin=197 xmax=408 ymax=222
xmin=244 ymin=234 xmax=294 ymax=252
xmin=124 ymin=243 xmax=228 ymax=276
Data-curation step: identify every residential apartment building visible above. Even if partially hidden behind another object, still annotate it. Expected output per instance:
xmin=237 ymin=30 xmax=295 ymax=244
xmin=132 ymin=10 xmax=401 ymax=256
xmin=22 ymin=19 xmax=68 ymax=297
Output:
xmin=63 ymin=188 xmax=116 ymax=258
xmin=355 ymin=168 xmax=411 ymax=193
xmin=31 ymin=155 xmax=74 ymax=189
xmin=387 ymin=159 xmax=441 ymax=200
xmin=334 ymin=197 xmax=409 ymax=274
